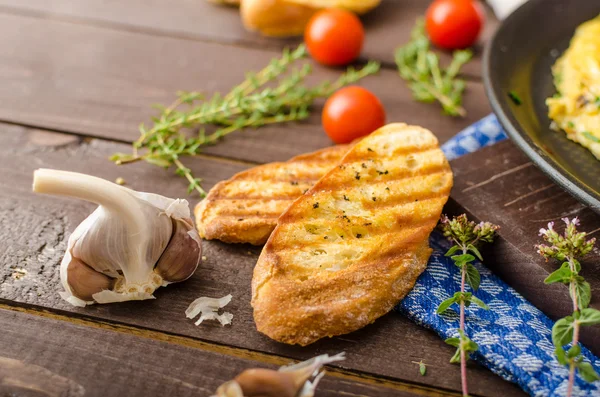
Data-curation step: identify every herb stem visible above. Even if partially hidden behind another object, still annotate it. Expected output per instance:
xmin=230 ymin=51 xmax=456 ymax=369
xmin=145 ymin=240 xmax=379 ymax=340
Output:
xmin=404 ymin=68 xmax=466 ymax=117
xmin=459 ymin=246 xmax=469 ymax=397
xmin=567 ymin=255 xmax=580 ymax=397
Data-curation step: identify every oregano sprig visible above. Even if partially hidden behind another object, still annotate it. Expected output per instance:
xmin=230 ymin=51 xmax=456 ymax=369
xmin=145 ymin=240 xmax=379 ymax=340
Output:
xmin=536 ymin=217 xmax=600 ymax=396
xmin=110 ymin=44 xmax=380 ymax=196
xmin=438 ymin=214 xmax=499 ymax=397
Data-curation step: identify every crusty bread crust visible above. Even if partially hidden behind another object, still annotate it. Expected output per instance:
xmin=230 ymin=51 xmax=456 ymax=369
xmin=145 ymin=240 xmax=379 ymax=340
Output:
xmin=251 ymin=123 xmax=453 ymax=346
xmin=195 ymin=145 xmax=349 ymax=245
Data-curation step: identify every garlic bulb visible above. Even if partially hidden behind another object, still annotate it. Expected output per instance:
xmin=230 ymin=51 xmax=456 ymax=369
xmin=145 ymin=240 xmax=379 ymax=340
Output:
xmin=32 ymin=169 xmax=202 ymax=307
xmin=213 ymin=353 xmax=345 ymax=397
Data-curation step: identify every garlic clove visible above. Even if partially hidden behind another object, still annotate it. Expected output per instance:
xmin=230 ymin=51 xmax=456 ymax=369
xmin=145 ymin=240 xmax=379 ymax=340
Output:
xmin=234 ymin=369 xmax=296 ymax=397
xmin=155 ymin=218 xmax=202 ymax=283
xmin=66 ymin=257 xmax=115 ymax=301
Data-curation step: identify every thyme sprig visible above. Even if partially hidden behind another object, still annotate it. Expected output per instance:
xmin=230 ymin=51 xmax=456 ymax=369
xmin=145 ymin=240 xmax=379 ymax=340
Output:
xmin=394 ymin=19 xmax=472 ymax=117
xmin=438 ymin=214 xmax=499 ymax=397
xmin=110 ymin=45 xmax=380 ymax=196
xmin=536 ymin=217 xmax=600 ymax=396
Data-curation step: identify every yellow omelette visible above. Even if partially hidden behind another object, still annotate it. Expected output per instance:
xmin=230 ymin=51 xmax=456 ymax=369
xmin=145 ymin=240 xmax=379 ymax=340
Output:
xmin=547 ymin=15 xmax=600 ymax=159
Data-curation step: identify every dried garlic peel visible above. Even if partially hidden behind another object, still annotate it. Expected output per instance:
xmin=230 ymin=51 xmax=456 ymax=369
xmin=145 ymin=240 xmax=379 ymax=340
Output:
xmin=33 ymin=169 xmax=202 ymax=306
xmin=186 ymin=294 xmax=233 ymax=326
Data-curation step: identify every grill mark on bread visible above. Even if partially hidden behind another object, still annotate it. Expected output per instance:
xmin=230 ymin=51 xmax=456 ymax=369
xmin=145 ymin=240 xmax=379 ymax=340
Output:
xmin=195 ymin=145 xmax=349 ymax=245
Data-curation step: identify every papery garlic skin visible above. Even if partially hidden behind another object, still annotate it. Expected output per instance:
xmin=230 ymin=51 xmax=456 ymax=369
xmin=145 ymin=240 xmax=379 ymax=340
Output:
xmin=33 ymin=169 xmax=202 ymax=306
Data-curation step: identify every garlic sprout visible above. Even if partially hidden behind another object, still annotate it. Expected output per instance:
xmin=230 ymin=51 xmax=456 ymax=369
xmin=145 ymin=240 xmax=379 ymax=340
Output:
xmin=213 ymin=353 xmax=345 ymax=397
xmin=32 ymin=169 xmax=202 ymax=307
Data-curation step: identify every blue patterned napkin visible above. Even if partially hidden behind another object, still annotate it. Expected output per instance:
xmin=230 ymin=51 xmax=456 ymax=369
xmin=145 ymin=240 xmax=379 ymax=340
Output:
xmin=394 ymin=114 xmax=600 ymax=396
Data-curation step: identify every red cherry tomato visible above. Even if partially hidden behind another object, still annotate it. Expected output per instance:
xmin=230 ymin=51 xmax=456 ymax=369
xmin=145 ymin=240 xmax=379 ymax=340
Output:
xmin=425 ymin=0 xmax=485 ymax=50
xmin=322 ymin=86 xmax=385 ymax=144
xmin=304 ymin=9 xmax=364 ymax=66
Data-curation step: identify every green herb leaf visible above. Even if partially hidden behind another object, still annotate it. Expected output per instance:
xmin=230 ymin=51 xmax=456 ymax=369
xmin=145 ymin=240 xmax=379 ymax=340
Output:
xmin=578 ymin=308 xmax=600 ymax=326
xmin=445 ymin=337 xmax=460 ymax=348
xmin=464 ymin=339 xmax=479 ymax=353
xmin=437 ymin=296 xmax=457 ymax=314
xmin=555 ymin=346 xmax=568 ymax=365
xmin=544 ymin=264 xmax=572 ymax=285
xmin=445 ymin=245 xmax=461 ymax=257
xmin=567 ymin=344 xmax=581 ymax=359
xmin=465 ymin=263 xmax=481 ymax=291
xmin=467 ymin=244 xmax=483 ymax=261
xmin=552 ymin=316 xmax=575 ymax=347
xmin=145 ymin=156 xmax=172 ymax=168
xmin=449 ymin=347 xmax=461 ymax=364
xmin=419 ymin=362 xmax=427 ymax=376
xmin=577 ymin=361 xmax=600 ymax=382
xmin=508 ymin=91 xmax=522 ymax=105
xmin=470 ymin=295 xmax=489 ymax=310
xmin=451 ymin=254 xmax=476 ymax=267
xmin=583 ymin=131 xmax=600 ymax=143
xmin=575 ymin=278 xmax=592 ymax=309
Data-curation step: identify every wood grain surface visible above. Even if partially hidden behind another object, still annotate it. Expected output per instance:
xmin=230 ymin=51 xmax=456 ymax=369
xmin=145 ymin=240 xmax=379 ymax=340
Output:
xmin=0 ymin=308 xmax=418 ymax=397
xmin=0 ymin=1 xmax=585 ymax=396
xmin=0 ymin=124 xmax=524 ymax=396
xmin=0 ymin=12 xmax=492 ymax=164
xmin=0 ymin=0 xmax=498 ymax=77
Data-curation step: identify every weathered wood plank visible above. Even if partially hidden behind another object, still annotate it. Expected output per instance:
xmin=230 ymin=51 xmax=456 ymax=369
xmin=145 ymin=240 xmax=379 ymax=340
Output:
xmin=449 ymin=140 xmax=600 ymax=352
xmin=0 ymin=308 xmax=416 ymax=397
xmin=0 ymin=12 xmax=491 ymax=165
xmin=0 ymin=124 xmax=523 ymax=396
xmin=0 ymin=0 xmax=497 ymax=78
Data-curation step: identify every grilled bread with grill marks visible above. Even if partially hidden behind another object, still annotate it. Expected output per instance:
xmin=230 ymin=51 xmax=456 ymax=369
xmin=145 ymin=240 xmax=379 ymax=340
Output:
xmin=195 ymin=145 xmax=349 ymax=245
xmin=251 ymin=123 xmax=453 ymax=346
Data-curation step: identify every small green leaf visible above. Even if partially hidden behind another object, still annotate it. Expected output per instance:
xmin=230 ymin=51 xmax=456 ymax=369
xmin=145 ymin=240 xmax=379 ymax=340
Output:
xmin=145 ymin=156 xmax=172 ymax=168
xmin=419 ymin=362 xmax=427 ymax=376
xmin=508 ymin=91 xmax=522 ymax=105
xmin=445 ymin=337 xmax=460 ymax=347
xmin=465 ymin=339 xmax=479 ymax=353
xmin=109 ymin=153 xmax=136 ymax=163
xmin=555 ymin=346 xmax=568 ymax=365
xmin=567 ymin=344 xmax=581 ymax=359
xmin=470 ymin=295 xmax=489 ymax=310
xmin=449 ymin=347 xmax=461 ymax=364
xmin=467 ymin=244 xmax=483 ymax=261
xmin=437 ymin=296 xmax=457 ymax=314
xmin=445 ymin=245 xmax=461 ymax=257
xmin=465 ymin=263 xmax=481 ymax=291
xmin=451 ymin=254 xmax=476 ymax=264
xmin=583 ymin=131 xmax=600 ymax=144
xmin=544 ymin=265 xmax=572 ymax=285
xmin=575 ymin=279 xmax=592 ymax=309
xmin=552 ymin=316 xmax=575 ymax=347
xmin=578 ymin=308 xmax=600 ymax=326
xmin=578 ymin=361 xmax=600 ymax=382
xmin=571 ymin=259 xmax=582 ymax=274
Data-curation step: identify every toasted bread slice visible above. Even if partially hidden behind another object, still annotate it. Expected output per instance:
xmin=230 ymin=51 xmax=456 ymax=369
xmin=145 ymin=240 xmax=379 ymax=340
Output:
xmin=251 ymin=123 xmax=453 ymax=346
xmin=195 ymin=145 xmax=349 ymax=245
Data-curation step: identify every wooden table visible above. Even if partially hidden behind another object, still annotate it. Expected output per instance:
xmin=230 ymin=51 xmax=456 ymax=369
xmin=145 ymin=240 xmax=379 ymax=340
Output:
xmin=1 ymin=1 xmax=600 ymax=396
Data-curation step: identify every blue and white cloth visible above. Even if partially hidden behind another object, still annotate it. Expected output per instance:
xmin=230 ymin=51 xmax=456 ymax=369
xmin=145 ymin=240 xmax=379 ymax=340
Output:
xmin=395 ymin=114 xmax=600 ymax=396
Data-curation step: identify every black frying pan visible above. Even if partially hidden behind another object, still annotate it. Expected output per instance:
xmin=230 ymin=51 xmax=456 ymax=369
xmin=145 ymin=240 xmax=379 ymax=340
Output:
xmin=484 ymin=0 xmax=600 ymax=213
